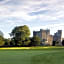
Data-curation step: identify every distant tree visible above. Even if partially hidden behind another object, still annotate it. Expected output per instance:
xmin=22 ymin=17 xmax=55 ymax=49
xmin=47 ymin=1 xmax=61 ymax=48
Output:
xmin=0 ymin=36 xmax=5 ymax=46
xmin=0 ymin=31 xmax=4 ymax=37
xmin=10 ymin=25 xmax=30 ymax=46
xmin=22 ymin=38 xmax=31 ymax=46
xmin=31 ymin=36 xmax=41 ymax=46
xmin=4 ymin=38 xmax=11 ymax=46
xmin=52 ymin=41 xmax=56 ymax=46
xmin=52 ymin=41 xmax=59 ymax=46
xmin=62 ymin=40 xmax=64 ymax=46
xmin=55 ymin=41 xmax=59 ymax=46
xmin=10 ymin=38 xmax=16 ymax=46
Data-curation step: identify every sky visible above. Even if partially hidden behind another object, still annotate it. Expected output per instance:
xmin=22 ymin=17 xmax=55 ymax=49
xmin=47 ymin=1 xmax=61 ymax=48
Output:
xmin=0 ymin=0 xmax=64 ymax=38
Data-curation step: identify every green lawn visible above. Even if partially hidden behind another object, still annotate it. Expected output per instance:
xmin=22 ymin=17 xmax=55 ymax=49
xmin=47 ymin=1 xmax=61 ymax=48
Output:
xmin=0 ymin=48 xmax=64 ymax=64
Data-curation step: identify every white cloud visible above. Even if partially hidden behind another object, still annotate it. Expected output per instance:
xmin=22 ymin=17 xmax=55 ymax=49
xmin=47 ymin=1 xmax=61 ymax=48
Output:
xmin=0 ymin=0 xmax=64 ymax=38
xmin=0 ymin=0 xmax=64 ymax=21
xmin=0 ymin=0 xmax=10 ymax=4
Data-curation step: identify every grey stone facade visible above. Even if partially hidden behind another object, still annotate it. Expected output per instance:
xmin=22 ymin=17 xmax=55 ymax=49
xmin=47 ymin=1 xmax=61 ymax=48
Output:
xmin=33 ymin=29 xmax=53 ymax=45
xmin=53 ymin=30 xmax=62 ymax=46
xmin=33 ymin=29 xmax=62 ymax=46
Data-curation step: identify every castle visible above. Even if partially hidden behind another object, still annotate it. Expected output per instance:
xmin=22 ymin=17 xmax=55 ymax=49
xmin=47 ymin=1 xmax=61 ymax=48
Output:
xmin=33 ymin=29 xmax=62 ymax=46
xmin=53 ymin=30 xmax=62 ymax=45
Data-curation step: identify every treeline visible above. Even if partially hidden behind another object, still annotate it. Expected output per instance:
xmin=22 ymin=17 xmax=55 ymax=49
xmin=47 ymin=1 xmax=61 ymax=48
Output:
xmin=0 ymin=25 xmax=41 ymax=47
xmin=0 ymin=25 xmax=64 ymax=47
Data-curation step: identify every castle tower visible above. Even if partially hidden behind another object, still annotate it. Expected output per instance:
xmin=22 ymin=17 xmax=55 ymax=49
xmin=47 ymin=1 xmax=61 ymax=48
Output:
xmin=53 ymin=30 xmax=62 ymax=46
xmin=33 ymin=29 xmax=53 ymax=45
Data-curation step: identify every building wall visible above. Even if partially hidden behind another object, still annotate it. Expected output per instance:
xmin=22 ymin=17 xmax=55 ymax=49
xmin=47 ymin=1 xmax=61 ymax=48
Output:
xmin=33 ymin=31 xmax=42 ymax=41
xmin=47 ymin=35 xmax=53 ymax=45
xmin=33 ymin=29 xmax=62 ymax=46
xmin=33 ymin=29 xmax=53 ymax=45
xmin=53 ymin=30 xmax=62 ymax=46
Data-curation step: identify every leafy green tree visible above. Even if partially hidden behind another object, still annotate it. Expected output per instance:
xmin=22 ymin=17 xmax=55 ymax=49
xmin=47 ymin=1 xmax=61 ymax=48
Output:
xmin=55 ymin=41 xmax=59 ymax=46
xmin=31 ymin=36 xmax=41 ymax=46
xmin=52 ymin=41 xmax=59 ymax=46
xmin=23 ymin=38 xmax=31 ymax=46
xmin=62 ymin=40 xmax=64 ymax=46
xmin=10 ymin=25 xmax=30 ymax=46
xmin=0 ymin=36 xmax=5 ymax=46
xmin=0 ymin=31 xmax=3 ymax=37
xmin=4 ymin=38 xmax=11 ymax=46
xmin=10 ymin=38 xmax=16 ymax=46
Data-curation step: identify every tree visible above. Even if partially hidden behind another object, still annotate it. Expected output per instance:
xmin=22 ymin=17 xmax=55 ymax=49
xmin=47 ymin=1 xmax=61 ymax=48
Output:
xmin=4 ymin=38 xmax=11 ymax=46
xmin=0 ymin=31 xmax=4 ymax=37
xmin=10 ymin=38 xmax=16 ymax=46
xmin=55 ymin=41 xmax=59 ymax=46
xmin=10 ymin=25 xmax=30 ymax=46
xmin=52 ymin=41 xmax=59 ymax=46
xmin=62 ymin=40 xmax=64 ymax=46
xmin=0 ymin=36 xmax=5 ymax=46
xmin=52 ymin=41 xmax=56 ymax=46
xmin=23 ymin=38 xmax=31 ymax=46
xmin=31 ymin=36 xmax=41 ymax=46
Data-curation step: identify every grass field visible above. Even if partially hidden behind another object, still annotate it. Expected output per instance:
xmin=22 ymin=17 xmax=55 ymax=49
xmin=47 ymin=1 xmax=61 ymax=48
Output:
xmin=0 ymin=47 xmax=64 ymax=64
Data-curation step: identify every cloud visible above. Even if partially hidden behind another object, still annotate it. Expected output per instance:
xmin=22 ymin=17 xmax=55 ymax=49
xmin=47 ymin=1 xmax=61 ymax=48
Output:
xmin=0 ymin=0 xmax=64 ymax=21
xmin=0 ymin=0 xmax=64 ymax=38
xmin=0 ymin=0 xmax=10 ymax=4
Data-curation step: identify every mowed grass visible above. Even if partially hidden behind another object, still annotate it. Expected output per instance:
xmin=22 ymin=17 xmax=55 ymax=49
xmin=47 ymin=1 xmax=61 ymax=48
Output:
xmin=0 ymin=47 xmax=64 ymax=64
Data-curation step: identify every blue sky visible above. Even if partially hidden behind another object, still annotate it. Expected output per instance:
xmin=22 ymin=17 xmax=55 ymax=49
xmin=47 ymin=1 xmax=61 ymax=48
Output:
xmin=0 ymin=0 xmax=64 ymax=38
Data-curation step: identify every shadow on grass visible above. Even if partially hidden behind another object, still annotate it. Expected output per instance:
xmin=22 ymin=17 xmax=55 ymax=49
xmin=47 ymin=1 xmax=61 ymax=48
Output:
xmin=31 ymin=51 xmax=64 ymax=64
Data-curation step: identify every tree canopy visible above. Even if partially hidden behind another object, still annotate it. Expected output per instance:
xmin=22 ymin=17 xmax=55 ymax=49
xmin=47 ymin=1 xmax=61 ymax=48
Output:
xmin=31 ymin=36 xmax=41 ymax=46
xmin=0 ymin=36 xmax=5 ymax=46
xmin=62 ymin=40 xmax=64 ymax=46
xmin=0 ymin=31 xmax=4 ymax=37
xmin=10 ymin=25 xmax=31 ymax=46
xmin=11 ymin=25 xmax=30 ymax=38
